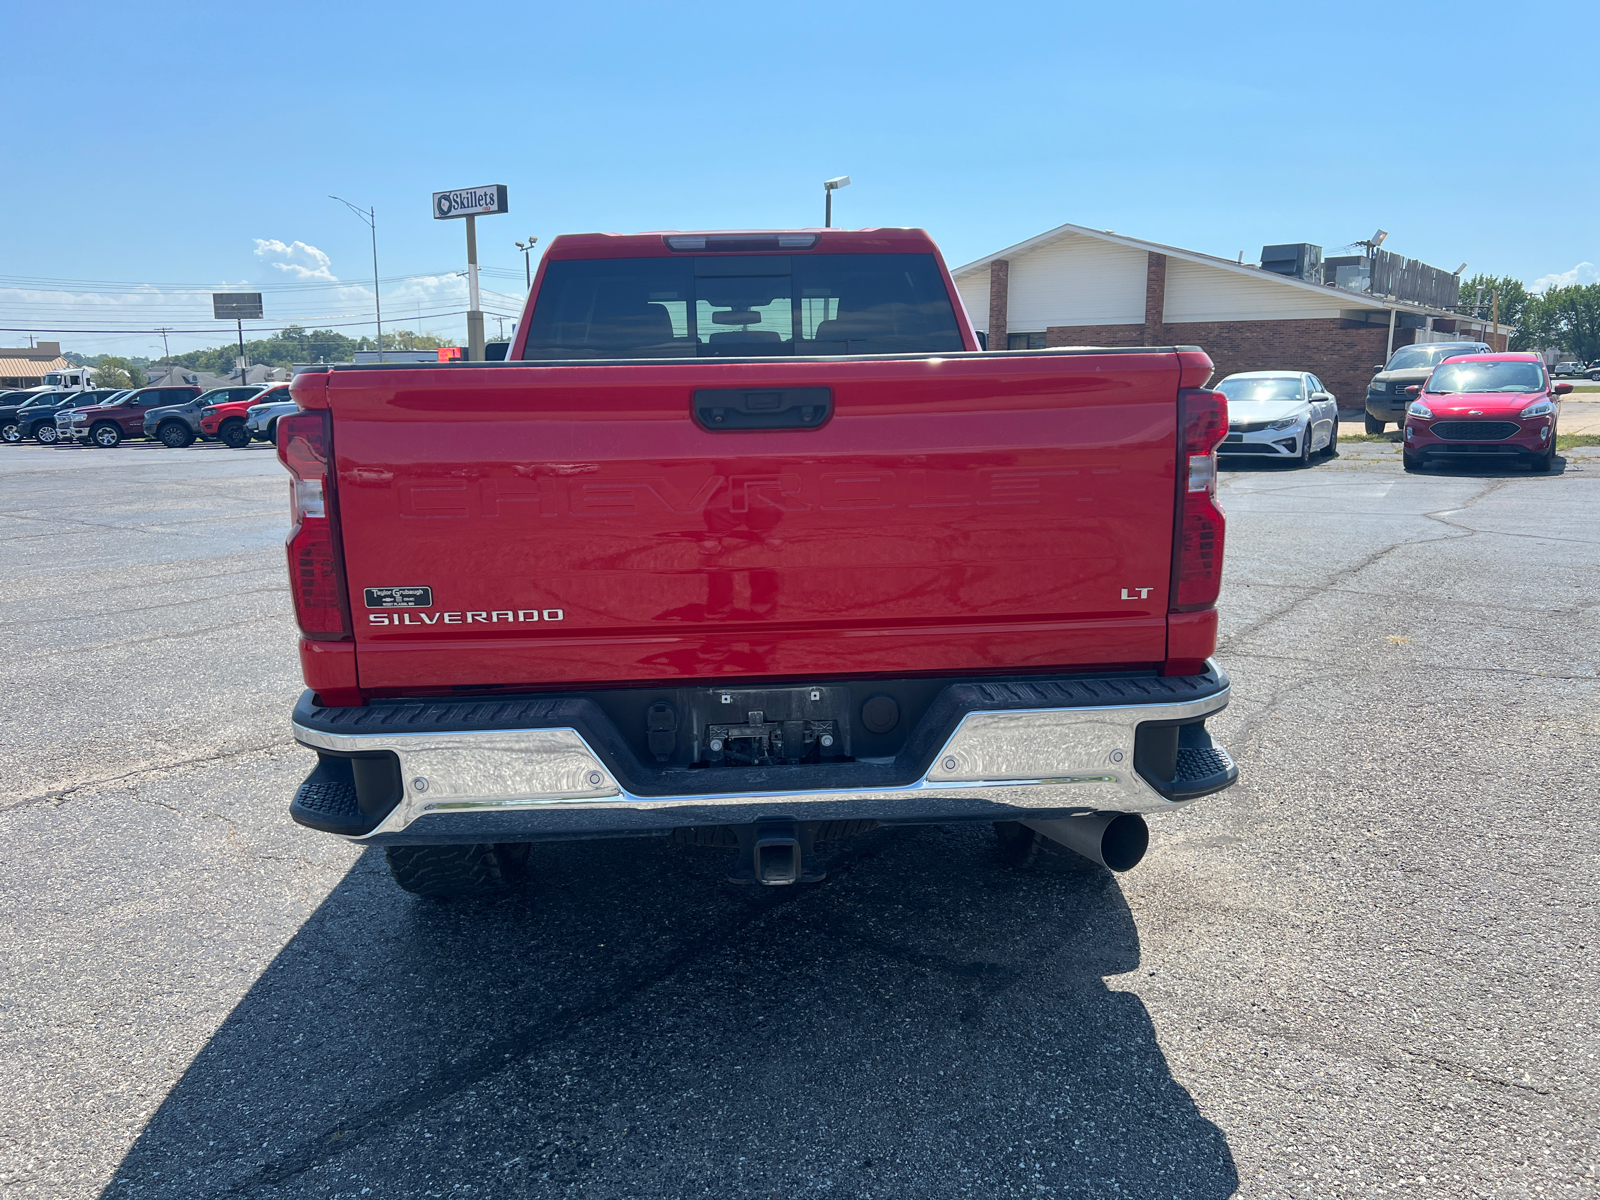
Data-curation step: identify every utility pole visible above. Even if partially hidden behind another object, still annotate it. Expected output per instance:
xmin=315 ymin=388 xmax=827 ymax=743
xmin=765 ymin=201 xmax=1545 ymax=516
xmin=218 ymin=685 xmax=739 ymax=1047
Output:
xmin=156 ymin=327 xmax=172 ymax=363
xmin=237 ymin=319 xmax=247 ymax=382
xmin=1491 ymin=289 xmax=1500 ymax=351
xmin=331 ymin=196 xmax=383 ymax=361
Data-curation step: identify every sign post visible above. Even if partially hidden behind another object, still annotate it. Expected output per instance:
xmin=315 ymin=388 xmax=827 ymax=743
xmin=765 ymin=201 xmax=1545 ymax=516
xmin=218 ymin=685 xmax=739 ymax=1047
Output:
xmin=213 ymin=293 xmax=264 ymax=384
xmin=432 ymin=185 xmax=508 ymax=361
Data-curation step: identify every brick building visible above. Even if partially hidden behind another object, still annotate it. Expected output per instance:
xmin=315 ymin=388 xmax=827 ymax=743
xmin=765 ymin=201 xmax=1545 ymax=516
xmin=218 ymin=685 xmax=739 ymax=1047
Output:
xmin=952 ymin=223 xmax=1505 ymax=409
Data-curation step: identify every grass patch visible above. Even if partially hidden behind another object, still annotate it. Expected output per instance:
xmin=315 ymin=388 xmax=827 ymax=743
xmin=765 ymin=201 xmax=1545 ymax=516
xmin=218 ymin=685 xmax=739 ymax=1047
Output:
xmin=1339 ymin=433 xmax=1402 ymax=443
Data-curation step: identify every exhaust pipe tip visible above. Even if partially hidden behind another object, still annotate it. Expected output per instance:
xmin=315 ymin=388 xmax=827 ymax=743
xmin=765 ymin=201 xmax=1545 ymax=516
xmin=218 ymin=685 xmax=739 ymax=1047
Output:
xmin=1022 ymin=813 xmax=1149 ymax=872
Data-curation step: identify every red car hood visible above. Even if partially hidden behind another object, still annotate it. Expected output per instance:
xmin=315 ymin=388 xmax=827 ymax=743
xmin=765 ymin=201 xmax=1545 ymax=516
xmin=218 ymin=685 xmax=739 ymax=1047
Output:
xmin=1424 ymin=392 xmax=1547 ymax=416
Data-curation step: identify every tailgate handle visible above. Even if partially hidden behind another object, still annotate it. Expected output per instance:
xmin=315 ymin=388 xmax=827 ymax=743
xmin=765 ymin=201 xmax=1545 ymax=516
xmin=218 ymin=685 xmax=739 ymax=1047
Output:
xmin=693 ymin=387 xmax=831 ymax=431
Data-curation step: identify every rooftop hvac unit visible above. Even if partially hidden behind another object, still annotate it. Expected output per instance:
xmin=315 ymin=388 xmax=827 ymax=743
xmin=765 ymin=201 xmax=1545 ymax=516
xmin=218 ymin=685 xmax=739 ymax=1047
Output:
xmin=1260 ymin=243 xmax=1324 ymax=284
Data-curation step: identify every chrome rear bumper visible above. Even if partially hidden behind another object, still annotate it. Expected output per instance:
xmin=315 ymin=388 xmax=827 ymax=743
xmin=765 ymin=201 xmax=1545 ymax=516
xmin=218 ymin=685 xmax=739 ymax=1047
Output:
xmin=290 ymin=665 xmax=1237 ymax=845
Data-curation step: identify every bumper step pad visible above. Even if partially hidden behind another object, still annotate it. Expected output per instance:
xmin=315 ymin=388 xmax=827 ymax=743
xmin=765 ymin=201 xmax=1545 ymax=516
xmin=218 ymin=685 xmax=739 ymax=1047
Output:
xmin=289 ymin=757 xmax=380 ymax=837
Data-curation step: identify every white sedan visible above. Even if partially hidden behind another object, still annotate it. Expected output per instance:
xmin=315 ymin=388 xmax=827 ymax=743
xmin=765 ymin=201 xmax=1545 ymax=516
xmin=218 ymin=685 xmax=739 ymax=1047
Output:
xmin=1214 ymin=371 xmax=1339 ymax=466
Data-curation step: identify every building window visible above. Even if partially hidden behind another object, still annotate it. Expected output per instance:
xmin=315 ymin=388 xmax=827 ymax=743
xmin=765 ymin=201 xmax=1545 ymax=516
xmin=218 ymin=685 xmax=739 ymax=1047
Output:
xmin=1007 ymin=332 xmax=1046 ymax=350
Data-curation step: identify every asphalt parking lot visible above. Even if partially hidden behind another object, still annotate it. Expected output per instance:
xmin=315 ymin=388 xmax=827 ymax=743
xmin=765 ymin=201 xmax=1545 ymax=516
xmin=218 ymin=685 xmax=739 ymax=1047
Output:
xmin=2 ymin=437 xmax=1597 ymax=1199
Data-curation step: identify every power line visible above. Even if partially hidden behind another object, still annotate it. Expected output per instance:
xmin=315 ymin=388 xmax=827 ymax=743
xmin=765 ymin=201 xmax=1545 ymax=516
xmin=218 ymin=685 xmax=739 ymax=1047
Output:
xmin=0 ymin=307 xmax=522 ymax=336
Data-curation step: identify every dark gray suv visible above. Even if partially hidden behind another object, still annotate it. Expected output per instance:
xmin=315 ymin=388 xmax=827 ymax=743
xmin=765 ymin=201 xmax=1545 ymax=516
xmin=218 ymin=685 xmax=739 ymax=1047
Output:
xmin=1364 ymin=342 xmax=1492 ymax=432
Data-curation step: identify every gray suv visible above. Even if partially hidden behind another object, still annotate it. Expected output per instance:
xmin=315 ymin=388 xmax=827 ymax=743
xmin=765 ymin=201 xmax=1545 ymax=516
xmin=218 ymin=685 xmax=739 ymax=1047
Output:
xmin=142 ymin=386 xmax=266 ymax=448
xmin=1364 ymin=342 xmax=1492 ymax=432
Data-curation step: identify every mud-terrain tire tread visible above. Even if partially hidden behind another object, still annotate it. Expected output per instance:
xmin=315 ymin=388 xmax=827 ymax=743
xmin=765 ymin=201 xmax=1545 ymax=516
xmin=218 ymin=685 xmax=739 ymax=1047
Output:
xmin=219 ymin=419 xmax=250 ymax=449
xmin=384 ymin=842 xmax=531 ymax=898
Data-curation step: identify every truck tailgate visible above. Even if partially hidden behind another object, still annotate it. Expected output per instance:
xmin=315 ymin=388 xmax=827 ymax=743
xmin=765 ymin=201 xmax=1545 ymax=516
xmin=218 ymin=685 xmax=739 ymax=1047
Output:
xmin=329 ymin=350 xmax=1182 ymax=692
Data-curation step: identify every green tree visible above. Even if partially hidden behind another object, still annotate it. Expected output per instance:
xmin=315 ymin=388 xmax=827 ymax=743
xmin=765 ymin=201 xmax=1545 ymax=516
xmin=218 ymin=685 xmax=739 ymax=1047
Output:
xmin=91 ymin=356 xmax=142 ymax=389
xmin=1457 ymin=273 xmax=1535 ymax=348
xmin=1533 ymin=284 xmax=1600 ymax=363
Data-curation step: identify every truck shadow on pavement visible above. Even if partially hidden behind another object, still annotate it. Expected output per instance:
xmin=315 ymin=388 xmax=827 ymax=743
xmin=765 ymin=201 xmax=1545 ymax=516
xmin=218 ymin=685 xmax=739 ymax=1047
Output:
xmin=104 ymin=824 xmax=1237 ymax=1199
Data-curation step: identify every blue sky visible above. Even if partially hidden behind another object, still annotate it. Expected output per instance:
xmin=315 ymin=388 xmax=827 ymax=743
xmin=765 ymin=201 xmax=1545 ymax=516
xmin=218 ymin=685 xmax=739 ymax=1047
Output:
xmin=4 ymin=0 xmax=1596 ymax=356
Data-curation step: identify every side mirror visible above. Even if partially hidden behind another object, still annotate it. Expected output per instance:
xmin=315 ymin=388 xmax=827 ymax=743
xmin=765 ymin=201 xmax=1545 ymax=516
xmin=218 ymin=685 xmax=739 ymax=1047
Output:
xmin=1553 ymin=382 xmax=1574 ymax=395
xmin=1405 ymin=385 xmax=1421 ymax=396
xmin=1374 ymin=364 xmax=1385 ymax=372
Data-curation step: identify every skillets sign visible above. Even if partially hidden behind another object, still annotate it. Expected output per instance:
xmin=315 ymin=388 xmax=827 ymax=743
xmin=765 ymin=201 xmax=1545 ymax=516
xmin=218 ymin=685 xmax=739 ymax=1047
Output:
xmin=432 ymin=185 xmax=509 ymax=219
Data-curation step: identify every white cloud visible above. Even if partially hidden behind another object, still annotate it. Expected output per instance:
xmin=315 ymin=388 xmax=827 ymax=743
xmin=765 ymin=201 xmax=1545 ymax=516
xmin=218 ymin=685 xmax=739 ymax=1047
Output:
xmin=1530 ymin=261 xmax=1599 ymax=293
xmin=253 ymin=238 xmax=337 ymax=281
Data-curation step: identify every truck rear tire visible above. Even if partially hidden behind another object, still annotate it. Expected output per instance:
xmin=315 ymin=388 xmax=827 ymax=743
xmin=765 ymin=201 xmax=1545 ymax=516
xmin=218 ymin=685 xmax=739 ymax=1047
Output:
xmin=219 ymin=419 xmax=250 ymax=449
xmin=384 ymin=842 xmax=531 ymax=898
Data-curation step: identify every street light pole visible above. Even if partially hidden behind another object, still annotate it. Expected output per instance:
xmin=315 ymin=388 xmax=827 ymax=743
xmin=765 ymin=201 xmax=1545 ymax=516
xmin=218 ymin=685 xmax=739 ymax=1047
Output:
xmin=331 ymin=196 xmax=383 ymax=361
xmin=516 ymin=236 xmax=538 ymax=290
xmin=823 ymin=175 xmax=851 ymax=228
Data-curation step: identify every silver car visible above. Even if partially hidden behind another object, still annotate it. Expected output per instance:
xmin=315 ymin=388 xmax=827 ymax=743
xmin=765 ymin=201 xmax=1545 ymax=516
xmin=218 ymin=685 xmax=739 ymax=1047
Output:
xmin=1214 ymin=372 xmax=1340 ymax=466
xmin=244 ymin=399 xmax=300 ymax=444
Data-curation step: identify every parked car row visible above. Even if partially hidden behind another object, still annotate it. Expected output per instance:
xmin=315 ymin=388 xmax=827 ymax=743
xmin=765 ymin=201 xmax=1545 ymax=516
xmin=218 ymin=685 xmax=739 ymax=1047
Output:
xmin=1551 ymin=359 xmax=1600 ymax=380
xmin=0 ymin=383 xmax=296 ymax=449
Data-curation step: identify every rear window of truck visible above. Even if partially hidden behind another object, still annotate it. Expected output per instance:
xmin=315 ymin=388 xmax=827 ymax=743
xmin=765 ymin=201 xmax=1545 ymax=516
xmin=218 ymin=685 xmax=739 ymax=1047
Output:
xmin=520 ymin=254 xmax=964 ymax=360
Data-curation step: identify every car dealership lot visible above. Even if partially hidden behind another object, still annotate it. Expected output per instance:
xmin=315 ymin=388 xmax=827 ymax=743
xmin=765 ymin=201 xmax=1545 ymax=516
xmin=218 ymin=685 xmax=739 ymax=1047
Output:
xmin=1 ymin=442 xmax=1596 ymax=1198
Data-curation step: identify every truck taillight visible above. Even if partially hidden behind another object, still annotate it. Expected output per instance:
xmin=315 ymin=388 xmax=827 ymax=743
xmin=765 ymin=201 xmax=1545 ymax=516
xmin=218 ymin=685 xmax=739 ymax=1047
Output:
xmin=277 ymin=410 xmax=351 ymax=640
xmin=1170 ymin=388 xmax=1227 ymax=612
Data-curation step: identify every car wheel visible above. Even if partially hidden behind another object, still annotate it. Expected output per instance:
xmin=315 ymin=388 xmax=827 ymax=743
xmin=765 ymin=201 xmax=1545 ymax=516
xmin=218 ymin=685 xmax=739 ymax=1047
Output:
xmin=219 ymin=419 xmax=251 ymax=449
xmin=1530 ymin=442 xmax=1556 ymax=473
xmin=1322 ymin=419 xmax=1338 ymax=457
xmin=157 ymin=421 xmax=193 ymax=448
xmin=384 ymin=843 xmax=531 ymax=898
xmin=1 ymin=421 xmax=20 ymax=443
xmin=1364 ymin=415 xmax=1385 ymax=434
xmin=265 ymin=419 xmax=278 ymax=445
xmin=1296 ymin=428 xmax=1314 ymax=468
xmin=90 ymin=422 xmax=122 ymax=448
xmin=35 ymin=423 xmax=59 ymax=444
xmin=1402 ymin=450 xmax=1424 ymax=473
xmin=1589 ymin=370 xmax=1600 ymax=382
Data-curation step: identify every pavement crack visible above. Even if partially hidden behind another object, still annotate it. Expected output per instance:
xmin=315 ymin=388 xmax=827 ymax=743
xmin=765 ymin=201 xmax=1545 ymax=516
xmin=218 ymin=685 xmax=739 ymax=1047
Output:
xmin=2 ymin=740 xmax=296 ymax=815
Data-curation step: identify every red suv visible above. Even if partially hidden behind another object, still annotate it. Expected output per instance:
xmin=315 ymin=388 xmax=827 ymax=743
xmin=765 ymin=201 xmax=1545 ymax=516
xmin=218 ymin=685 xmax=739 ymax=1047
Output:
xmin=1404 ymin=352 xmax=1572 ymax=473
xmin=200 ymin=383 xmax=292 ymax=448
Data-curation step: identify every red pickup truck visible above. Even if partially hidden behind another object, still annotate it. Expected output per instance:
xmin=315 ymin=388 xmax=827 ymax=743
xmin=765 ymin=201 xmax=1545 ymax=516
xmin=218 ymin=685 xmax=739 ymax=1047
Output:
xmin=281 ymin=228 xmax=1237 ymax=897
